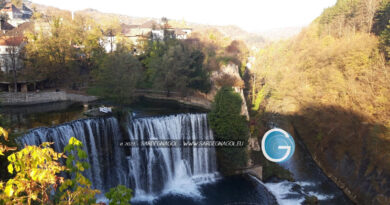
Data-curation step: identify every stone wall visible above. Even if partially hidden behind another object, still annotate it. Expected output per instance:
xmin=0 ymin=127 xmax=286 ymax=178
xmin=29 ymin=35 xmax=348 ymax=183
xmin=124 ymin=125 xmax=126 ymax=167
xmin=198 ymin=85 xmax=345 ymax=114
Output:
xmin=0 ymin=91 xmax=97 ymax=106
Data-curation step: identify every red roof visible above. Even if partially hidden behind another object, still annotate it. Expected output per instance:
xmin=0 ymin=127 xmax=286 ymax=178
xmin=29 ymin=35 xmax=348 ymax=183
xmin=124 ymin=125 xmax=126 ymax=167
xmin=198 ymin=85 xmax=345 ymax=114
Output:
xmin=1 ymin=3 xmax=21 ymax=13
xmin=0 ymin=36 xmax=24 ymax=46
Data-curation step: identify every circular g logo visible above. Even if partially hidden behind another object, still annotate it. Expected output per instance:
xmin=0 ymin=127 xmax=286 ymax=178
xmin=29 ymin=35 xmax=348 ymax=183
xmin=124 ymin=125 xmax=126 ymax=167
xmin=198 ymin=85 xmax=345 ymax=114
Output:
xmin=261 ymin=128 xmax=295 ymax=162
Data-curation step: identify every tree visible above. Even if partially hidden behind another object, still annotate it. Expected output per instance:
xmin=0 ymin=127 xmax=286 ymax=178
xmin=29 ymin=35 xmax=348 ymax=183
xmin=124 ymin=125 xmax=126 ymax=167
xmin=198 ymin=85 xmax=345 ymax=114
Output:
xmin=4 ymin=33 xmax=23 ymax=93
xmin=11 ymin=0 xmax=23 ymax=7
xmin=0 ymin=127 xmax=16 ymax=156
xmin=154 ymin=43 xmax=189 ymax=95
xmin=57 ymin=137 xmax=100 ymax=205
xmin=363 ymin=0 xmax=380 ymax=34
xmin=186 ymin=49 xmax=211 ymax=93
xmin=100 ymin=17 xmax=121 ymax=53
xmin=24 ymin=16 xmax=78 ymax=88
xmin=208 ymin=87 xmax=249 ymax=174
xmin=105 ymin=185 xmax=132 ymax=205
xmin=93 ymin=47 xmax=142 ymax=104
xmin=143 ymin=39 xmax=211 ymax=95
xmin=161 ymin=17 xmax=175 ymax=41
xmin=0 ymin=136 xmax=104 ymax=205
xmin=372 ymin=0 xmax=390 ymax=34
xmin=380 ymin=22 xmax=390 ymax=58
xmin=70 ymin=14 xmax=106 ymax=88
xmin=1 ymin=142 xmax=65 ymax=205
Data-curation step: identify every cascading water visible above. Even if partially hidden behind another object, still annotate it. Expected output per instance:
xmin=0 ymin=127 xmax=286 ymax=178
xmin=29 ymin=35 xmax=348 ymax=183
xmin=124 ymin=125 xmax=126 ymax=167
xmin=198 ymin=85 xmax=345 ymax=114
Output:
xmin=126 ymin=114 xmax=218 ymax=200
xmin=17 ymin=113 xmax=218 ymax=200
xmin=18 ymin=117 xmax=128 ymax=191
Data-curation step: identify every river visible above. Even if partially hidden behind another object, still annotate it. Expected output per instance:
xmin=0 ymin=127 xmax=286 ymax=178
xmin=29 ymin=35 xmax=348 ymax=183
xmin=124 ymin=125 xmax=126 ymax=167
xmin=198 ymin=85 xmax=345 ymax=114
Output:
xmin=1 ymin=101 xmax=353 ymax=205
xmin=263 ymin=137 xmax=353 ymax=204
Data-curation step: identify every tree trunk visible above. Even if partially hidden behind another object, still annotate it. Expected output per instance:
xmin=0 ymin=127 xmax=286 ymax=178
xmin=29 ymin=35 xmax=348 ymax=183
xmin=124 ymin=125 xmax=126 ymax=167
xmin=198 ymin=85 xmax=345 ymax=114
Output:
xmin=12 ymin=68 xmax=17 ymax=93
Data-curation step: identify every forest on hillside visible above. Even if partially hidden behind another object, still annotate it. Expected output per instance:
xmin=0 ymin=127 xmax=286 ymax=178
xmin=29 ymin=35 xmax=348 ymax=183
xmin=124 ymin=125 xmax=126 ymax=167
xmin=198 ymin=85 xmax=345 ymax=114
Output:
xmin=250 ymin=0 xmax=390 ymax=204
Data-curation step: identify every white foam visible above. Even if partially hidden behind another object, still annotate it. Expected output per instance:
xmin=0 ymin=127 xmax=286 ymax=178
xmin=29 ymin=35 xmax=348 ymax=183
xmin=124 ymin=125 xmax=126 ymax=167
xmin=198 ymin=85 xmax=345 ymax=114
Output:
xmin=296 ymin=181 xmax=316 ymax=187
xmin=307 ymin=191 xmax=334 ymax=200
xmin=192 ymin=172 xmax=221 ymax=184
xmin=264 ymin=181 xmax=305 ymax=205
xmin=162 ymin=175 xmax=203 ymax=198
xmin=263 ymin=180 xmax=335 ymax=204
xmin=131 ymin=191 xmax=158 ymax=202
xmin=95 ymin=195 xmax=109 ymax=204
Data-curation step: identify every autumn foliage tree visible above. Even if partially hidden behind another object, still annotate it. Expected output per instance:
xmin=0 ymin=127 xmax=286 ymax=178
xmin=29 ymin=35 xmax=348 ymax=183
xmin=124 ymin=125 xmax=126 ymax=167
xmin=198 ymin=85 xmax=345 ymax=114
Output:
xmin=0 ymin=142 xmax=65 ymax=205
xmin=23 ymin=13 xmax=105 ymax=88
xmin=56 ymin=137 xmax=100 ymax=205
xmin=0 ymin=135 xmax=132 ymax=204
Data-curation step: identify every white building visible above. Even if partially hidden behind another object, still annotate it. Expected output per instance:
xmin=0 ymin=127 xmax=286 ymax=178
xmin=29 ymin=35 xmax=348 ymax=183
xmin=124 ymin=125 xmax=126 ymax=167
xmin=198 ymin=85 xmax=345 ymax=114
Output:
xmin=100 ymin=36 xmax=117 ymax=53
xmin=151 ymin=29 xmax=164 ymax=40
xmin=174 ymin=28 xmax=192 ymax=39
xmin=151 ymin=28 xmax=193 ymax=40
xmin=0 ymin=36 xmax=24 ymax=72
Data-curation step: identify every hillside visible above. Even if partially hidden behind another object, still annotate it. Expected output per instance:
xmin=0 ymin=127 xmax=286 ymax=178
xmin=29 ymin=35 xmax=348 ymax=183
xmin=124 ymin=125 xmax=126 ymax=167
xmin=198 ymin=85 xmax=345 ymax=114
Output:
xmin=30 ymin=3 xmax=266 ymax=48
xmin=188 ymin=24 xmax=266 ymax=48
xmin=258 ymin=27 xmax=302 ymax=41
xmin=251 ymin=0 xmax=390 ymax=204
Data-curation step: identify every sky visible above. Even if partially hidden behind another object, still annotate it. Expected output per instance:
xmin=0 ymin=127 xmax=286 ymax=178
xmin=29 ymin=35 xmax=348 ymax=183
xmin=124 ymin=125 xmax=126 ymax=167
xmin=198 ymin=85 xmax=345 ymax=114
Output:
xmin=32 ymin=0 xmax=337 ymax=32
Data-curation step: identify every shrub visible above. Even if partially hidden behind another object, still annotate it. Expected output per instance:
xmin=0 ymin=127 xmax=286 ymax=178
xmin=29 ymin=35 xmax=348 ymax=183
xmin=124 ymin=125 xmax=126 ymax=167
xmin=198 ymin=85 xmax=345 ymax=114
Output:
xmin=0 ymin=142 xmax=65 ymax=205
xmin=105 ymin=185 xmax=133 ymax=205
xmin=209 ymin=87 xmax=249 ymax=174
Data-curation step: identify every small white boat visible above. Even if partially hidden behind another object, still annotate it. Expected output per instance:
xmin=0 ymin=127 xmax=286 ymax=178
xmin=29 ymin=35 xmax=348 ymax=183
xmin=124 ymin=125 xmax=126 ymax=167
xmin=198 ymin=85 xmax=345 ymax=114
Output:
xmin=99 ymin=106 xmax=112 ymax=113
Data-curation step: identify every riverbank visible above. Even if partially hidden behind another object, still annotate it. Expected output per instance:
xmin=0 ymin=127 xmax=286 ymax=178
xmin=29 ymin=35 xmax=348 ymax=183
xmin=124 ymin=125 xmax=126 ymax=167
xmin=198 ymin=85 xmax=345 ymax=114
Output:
xmin=136 ymin=92 xmax=212 ymax=111
xmin=0 ymin=91 xmax=98 ymax=106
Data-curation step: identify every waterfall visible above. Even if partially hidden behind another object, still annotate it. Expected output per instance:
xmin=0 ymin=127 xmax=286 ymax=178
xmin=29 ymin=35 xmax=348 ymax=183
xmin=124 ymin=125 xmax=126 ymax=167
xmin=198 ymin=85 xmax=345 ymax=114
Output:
xmin=18 ymin=113 xmax=218 ymax=200
xmin=127 ymin=114 xmax=218 ymax=199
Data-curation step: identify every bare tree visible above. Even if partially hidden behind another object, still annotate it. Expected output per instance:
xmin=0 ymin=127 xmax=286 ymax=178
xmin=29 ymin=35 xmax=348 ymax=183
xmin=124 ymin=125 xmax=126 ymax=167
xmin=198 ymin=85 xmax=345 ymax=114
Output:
xmin=364 ymin=0 xmax=380 ymax=34
xmin=4 ymin=31 xmax=22 ymax=92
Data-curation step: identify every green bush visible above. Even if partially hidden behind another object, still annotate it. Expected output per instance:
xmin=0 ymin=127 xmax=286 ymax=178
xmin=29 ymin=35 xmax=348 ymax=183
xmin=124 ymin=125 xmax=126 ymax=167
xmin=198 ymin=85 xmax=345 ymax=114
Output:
xmin=105 ymin=185 xmax=133 ymax=205
xmin=208 ymin=87 xmax=249 ymax=174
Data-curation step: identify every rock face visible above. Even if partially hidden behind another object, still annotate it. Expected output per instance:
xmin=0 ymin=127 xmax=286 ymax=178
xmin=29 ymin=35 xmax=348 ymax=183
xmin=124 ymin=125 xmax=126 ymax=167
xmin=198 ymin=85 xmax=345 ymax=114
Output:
xmin=211 ymin=63 xmax=249 ymax=119
xmin=261 ymin=111 xmax=390 ymax=204
xmin=289 ymin=113 xmax=390 ymax=205
xmin=248 ymin=137 xmax=260 ymax=151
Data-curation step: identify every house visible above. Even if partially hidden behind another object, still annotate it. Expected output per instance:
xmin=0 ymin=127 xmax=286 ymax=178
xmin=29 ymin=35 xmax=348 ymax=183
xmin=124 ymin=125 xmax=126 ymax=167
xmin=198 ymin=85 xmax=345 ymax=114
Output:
xmin=21 ymin=4 xmax=33 ymax=19
xmin=151 ymin=29 xmax=164 ymax=40
xmin=174 ymin=28 xmax=192 ymax=39
xmin=102 ymin=20 xmax=194 ymax=53
xmin=0 ymin=19 xmax=15 ymax=31
xmin=150 ymin=27 xmax=192 ymax=40
xmin=100 ymin=35 xmax=117 ymax=53
xmin=121 ymin=24 xmax=146 ymax=45
xmin=1 ymin=21 xmax=33 ymax=36
xmin=0 ymin=3 xmax=32 ymax=27
xmin=121 ymin=22 xmax=154 ymax=45
xmin=0 ymin=36 xmax=24 ymax=72
xmin=0 ymin=3 xmax=23 ymax=20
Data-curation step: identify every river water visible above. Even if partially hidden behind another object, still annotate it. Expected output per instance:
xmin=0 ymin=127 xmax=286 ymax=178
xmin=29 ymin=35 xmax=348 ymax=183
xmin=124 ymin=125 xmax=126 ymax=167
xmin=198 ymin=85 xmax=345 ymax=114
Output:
xmin=263 ymin=137 xmax=353 ymax=204
xmin=1 ymin=102 xmax=353 ymax=205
